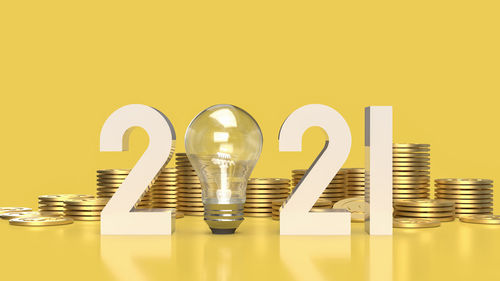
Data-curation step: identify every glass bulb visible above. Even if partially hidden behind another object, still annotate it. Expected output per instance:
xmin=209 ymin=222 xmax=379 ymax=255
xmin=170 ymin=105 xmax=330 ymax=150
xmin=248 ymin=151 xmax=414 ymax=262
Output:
xmin=185 ymin=104 xmax=263 ymax=234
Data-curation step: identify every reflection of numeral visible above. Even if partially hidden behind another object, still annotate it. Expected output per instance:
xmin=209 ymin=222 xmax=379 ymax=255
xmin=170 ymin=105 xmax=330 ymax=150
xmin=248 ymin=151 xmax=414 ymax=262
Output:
xmin=100 ymin=104 xmax=176 ymax=235
xmin=365 ymin=106 xmax=393 ymax=235
xmin=279 ymin=104 xmax=351 ymax=235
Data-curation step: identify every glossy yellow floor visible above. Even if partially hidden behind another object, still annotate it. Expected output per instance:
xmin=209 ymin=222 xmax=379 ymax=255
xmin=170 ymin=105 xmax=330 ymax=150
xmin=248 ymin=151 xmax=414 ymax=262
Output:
xmin=0 ymin=216 xmax=498 ymax=281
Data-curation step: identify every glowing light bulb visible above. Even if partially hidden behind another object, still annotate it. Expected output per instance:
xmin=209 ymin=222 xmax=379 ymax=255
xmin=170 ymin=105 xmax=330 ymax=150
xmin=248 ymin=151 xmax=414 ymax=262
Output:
xmin=185 ymin=104 xmax=263 ymax=234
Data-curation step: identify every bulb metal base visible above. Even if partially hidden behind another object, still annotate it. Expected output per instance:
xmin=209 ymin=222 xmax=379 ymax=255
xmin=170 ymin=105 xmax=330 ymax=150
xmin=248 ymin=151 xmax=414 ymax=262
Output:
xmin=204 ymin=203 xmax=244 ymax=234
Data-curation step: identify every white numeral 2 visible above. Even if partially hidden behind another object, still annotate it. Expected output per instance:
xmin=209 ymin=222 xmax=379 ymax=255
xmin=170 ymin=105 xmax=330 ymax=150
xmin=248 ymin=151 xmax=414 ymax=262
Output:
xmin=279 ymin=104 xmax=351 ymax=235
xmin=100 ymin=104 xmax=176 ymax=235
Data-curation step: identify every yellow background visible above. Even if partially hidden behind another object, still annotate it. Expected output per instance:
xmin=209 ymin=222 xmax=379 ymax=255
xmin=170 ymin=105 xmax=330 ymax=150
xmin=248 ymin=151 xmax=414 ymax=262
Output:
xmin=0 ymin=1 xmax=499 ymax=280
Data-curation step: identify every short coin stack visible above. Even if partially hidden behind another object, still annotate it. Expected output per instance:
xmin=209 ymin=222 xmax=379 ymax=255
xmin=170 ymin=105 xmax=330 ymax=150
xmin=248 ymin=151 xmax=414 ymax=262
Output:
xmin=345 ymin=168 xmax=365 ymax=198
xmin=292 ymin=169 xmax=346 ymax=204
xmin=434 ymin=178 xmax=494 ymax=218
xmin=96 ymin=169 xmax=152 ymax=209
xmin=393 ymin=144 xmax=431 ymax=200
xmin=63 ymin=198 xmax=109 ymax=221
xmin=271 ymin=198 xmax=332 ymax=220
xmin=175 ymin=153 xmax=204 ymax=216
xmin=393 ymin=199 xmax=455 ymax=222
xmin=151 ymin=167 xmax=177 ymax=210
xmin=245 ymin=178 xmax=291 ymax=217
xmin=39 ymin=194 xmax=94 ymax=216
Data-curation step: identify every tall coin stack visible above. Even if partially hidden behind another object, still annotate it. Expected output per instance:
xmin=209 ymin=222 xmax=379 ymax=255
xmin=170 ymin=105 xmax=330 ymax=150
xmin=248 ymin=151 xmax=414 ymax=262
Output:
xmin=393 ymin=144 xmax=431 ymax=201
xmin=245 ymin=178 xmax=291 ymax=217
xmin=271 ymin=198 xmax=332 ymax=220
xmin=434 ymin=178 xmax=493 ymax=218
xmin=96 ymin=169 xmax=152 ymax=209
xmin=292 ymin=169 xmax=346 ymax=204
xmin=345 ymin=168 xmax=365 ymax=198
xmin=151 ymin=167 xmax=177 ymax=210
xmin=175 ymin=153 xmax=204 ymax=216
xmin=393 ymin=199 xmax=455 ymax=222
xmin=39 ymin=194 xmax=94 ymax=216
xmin=63 ymin=198 xmax=109 ymax=221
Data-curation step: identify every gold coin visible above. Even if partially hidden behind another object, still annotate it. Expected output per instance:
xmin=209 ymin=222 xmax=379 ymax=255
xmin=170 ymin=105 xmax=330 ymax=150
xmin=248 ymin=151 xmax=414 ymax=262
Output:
xmin=39 ymin=194 xmax=93 ymax=202
xmin=177 ymin=192 xmax=202 ymax=197
xmin=64 ymin=205 xmax=105 ymax=211
xmin=177 ymin=206 xmax=204 ymax=212
xmin=248 ymin=184 xmax=291 ymax=190
xmin=459 ymin=214 xmax=500 ymax=224
xmin=244 ymin=212 xmax=271 ymax=217
xmin=393 ymin=143 xmax=430 ymax=148
xmin=245 ymin=198 xmax=282 ymax=203
xmin=39 ymin=210 xmax=64 ymax=215
xmin=65 ymin=211 xmax=102 ymax=216
xmin=394 ymin=211 xmax=455 ymax=218
xmin=38 ymin=201 xmax=65 ymax=206
xmin=393 ymin=166 xmax=430 ymax=171
xmin=39 ymin=206 xmax=65 ymax=211
xmin=392 ymin=153 xmax=430 ymax=158
xmin=97 ymin=169 xmax=130 ymax=174
xmin=246 ymin=193 xmax=290 ymax=199
xmin=97 ymin=175 xmax=128 ymax=180
xmin=151 ymin=190 xmax=177 ymax=195
xmin=393 ymin=171 xmax=430 ymax=176
xmin=346 ymin=168 xmax=365 ymax=174
xmin=454 ymin=208 xmax=492 ymax=214
xmin=393 ymin=188 xmax=430 ymax=194
xmin=67 ymin=216 xmax=100 ymax=221
xmin=245 ymin=203 xmax=273 ymax=208
xmin=155 ymin=178 xmax=177 ymax=183
xmin=248 ymin=178 xmax=290 ymax=185
xmin=393 ymin=184 xmax=430 ymax=189
xmin=392 ymin=194 xmax=429 ymax=199
xmin=392 ymin=147 xmax=430 ymax=153
xmin=437 ymin=194 xmax=493 ymax=199
xmin=394 ymin=206 xmax=455 ymax=212
xmin=0 ymin=207 xmax=32 ymax=213
xmin=435 ymin=178 xmax=493 ymax=185
xmin=393 ymin=218 xmax=440 ymax=228
xmin=435 ymin=189 xmax=493 ymax=195
xmin=152 ymin=204 xmax=177 ymax=208
xmin=394 ymin=199 xmax=454 ymax=207
xmin=434 ymin=184 xmax=493 ymax=190
xmin=0 ymin=211 xmax=40 ymax=220
xmin=393 ymin=178 xmax=430 ymax=184
xmin=448 ymin=199 xmax=493 ymax=204
xmin=64 ymin=198 xmax=109 ymax=206
xmin=333 ymin=197 xmax=366 ymax=222
xmin=96 ymin=183 xmax=122 ymax=187
xmin=9 ymin=216 xmax=73 ymax=226
xmin=178 ymin=202 xmax=204 ymax=207
xmin=177 ymin=180 xmax=201 ymax=184
xmin=244 ymin=207 xmax=273 ymax=213
xmin=177 ymin=188 xmax=201 ymax=194
xmin=177 ymin=175 xmax=200 ymax=179
xmin=246 ymin=188 xmax=290 ymax=194
xmin=182 ymin=211 xmax=204 ymax=216
xmin=435 ymin=216 xmax=455 ymax=222
xmin=454 ymin=203 xmax=493 ymax=209
xmin=177 ymin=197 xmax=202 ymax=202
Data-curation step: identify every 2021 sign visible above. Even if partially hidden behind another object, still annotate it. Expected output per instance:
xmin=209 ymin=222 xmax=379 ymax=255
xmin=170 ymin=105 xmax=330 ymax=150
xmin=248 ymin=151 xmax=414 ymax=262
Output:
xmin=99 ymin=104 xmax=393 ymax=236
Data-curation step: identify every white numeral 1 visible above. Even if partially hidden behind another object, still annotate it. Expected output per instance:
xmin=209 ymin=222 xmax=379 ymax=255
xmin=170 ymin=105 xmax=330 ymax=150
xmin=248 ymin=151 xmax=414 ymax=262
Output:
xmin=365 ymin=106 xmax=393 ymax=235
xmin=279 ymin=104 xmax=351 ymax=235
xmin=100 ymin=104 xmax=176 ymax=235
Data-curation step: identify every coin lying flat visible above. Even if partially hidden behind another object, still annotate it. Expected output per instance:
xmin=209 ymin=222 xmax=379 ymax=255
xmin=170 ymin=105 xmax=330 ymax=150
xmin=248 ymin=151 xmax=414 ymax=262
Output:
xmin=0 ymin=207 xmax=32 ymax=214
xmin=435 ymin=178 xmax=493 ymax=185
xmin=333 ymin=197 xmax=366 ymax=222
xmin=394 ymin=199 xmax=454 ymax=207
xmin=9 ymin=216 xmax=73 ymax=226
xmin=459 ymin=214 xmax=500 ymax=224
xmin=393 ymin=218 xmax=440 ymax=228
xmin=0 ymin=211 xmax=40 ymax=220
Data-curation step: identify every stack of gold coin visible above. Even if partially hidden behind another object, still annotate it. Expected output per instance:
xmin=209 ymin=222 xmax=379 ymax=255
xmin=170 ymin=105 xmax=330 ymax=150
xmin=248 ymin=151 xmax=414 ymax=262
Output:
xmin=393 ymin=199 xmax=455 ymax=222
xmin=96 ymin=169 xmax=152 ymax=209
xmin=38 ymin=194 xmax=94 ymax=216
xmin=271 ymin=198 xmax=332 ymax=220
xmin=292 ymin=169 xmax=347 ymax=204
xmin=175 ymin=153 xmax=203 ymax=216
xmin=345 ymin=168 xmax=365 ymax=198
xmin=151 ymin=167 xmax=177 ymax=210
xmin=245 ymin=178 xmax=290 ymax=217
xmin=333 ymin=197 xmax=367 ymax=222
xmin=434 ymin=178 xmax=494 ymax=218
xmin=393 ymin=144 xmax=431 ymax=200
xmin=63 ymin=198 xmax=109 ymax=221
